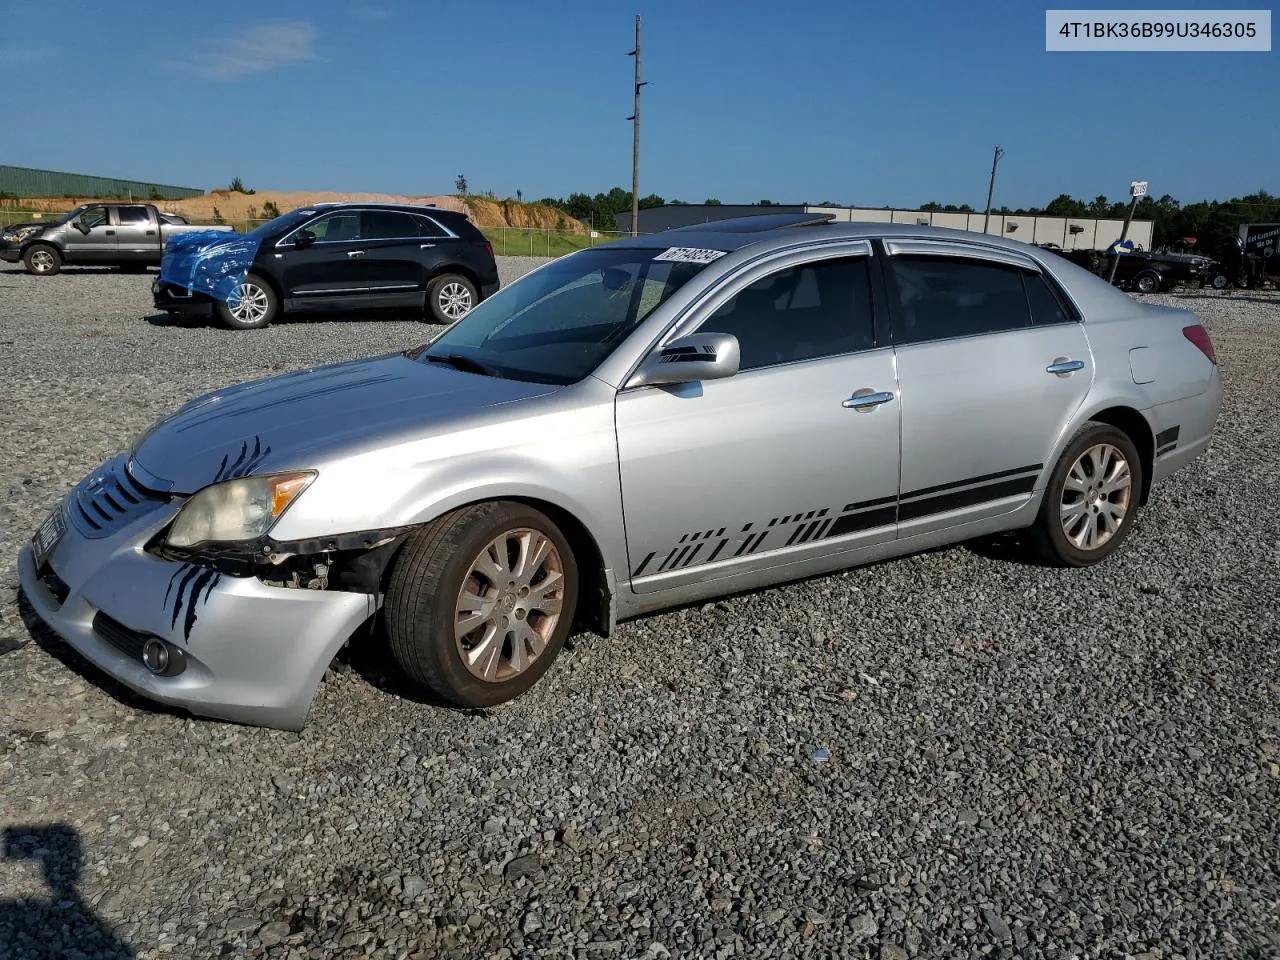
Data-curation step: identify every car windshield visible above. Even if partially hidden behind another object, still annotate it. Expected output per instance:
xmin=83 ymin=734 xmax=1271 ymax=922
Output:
xmin=418 ymin=247 xmax=717 ymax=384
xmin=51 ymin=204 xmax=91 ymax=224
xmin=242 ymin=208 xmax=316 ymax=241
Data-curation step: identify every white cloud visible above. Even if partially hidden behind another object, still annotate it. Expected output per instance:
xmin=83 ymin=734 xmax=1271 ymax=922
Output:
xmin=178 ymin=21 xmax=317 ymax=82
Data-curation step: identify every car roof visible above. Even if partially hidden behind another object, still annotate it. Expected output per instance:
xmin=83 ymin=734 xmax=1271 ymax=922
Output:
xmin=305 ymin=201 xmax=462 ymax=217
xmin=607 ymin=212 xmax=1063 ymax=259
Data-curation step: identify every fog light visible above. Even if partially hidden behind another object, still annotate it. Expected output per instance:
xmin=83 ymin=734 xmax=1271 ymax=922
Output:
xmin=142 ymin=639 xmax=170 ymax=675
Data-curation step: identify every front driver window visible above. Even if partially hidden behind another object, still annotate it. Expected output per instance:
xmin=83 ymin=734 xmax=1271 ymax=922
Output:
xmin=301 ymin=211 xmax=362 ymax=242
xmin=698 ymin=256 xmax=876 ymax=371
xmin=80 ymin=208 xmax=109 ymax=229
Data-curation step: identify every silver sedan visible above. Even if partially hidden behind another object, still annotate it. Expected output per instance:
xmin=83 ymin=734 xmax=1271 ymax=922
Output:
xmin=19 ymin=214 xmax=1223 ymax=730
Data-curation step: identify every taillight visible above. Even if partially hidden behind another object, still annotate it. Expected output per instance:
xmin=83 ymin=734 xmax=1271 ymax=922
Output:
xmin=483 ymin=240 xmax=494 ymax=261
xmin=1182 ymin=324 xmax=1217 ymax=365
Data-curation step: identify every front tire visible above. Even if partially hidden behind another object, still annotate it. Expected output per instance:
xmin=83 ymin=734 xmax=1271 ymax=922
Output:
xmin=1028 ymin=422 xmax=1144 ymax=567
xmin=23 ymin=244 xmax=61 ymax=276
xmin=385 ymin=501 xmax=579 ymax=707
xmin=215 ymin=273 xmax=278 ymax=329
xmin=426 ymin=273 xmax=478 ymax=324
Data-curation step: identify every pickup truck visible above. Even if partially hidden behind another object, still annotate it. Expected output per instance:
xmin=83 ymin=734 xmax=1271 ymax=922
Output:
xmin=1 ymin=202 xmax=234 ymax=276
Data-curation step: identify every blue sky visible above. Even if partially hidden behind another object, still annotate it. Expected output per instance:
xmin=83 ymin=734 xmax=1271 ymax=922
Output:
xmin=1 ymin=0 xmax=1274 ymax=208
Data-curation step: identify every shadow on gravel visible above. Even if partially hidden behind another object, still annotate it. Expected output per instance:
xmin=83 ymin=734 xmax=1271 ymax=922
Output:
xmin=15 ymin=589 xmax=193 ymax=725
xmin=962 ymin=531 xmax=1056 ymax=568
xmin=336 ymin=615 xmax=497 ymax=716
xmin=0 ymin=824 xmax=134 ymax=960
xmin=1165 ymin=292 xmax=1280 ymax=306
xmin=143 ymin=307 xmax=437 ymax=329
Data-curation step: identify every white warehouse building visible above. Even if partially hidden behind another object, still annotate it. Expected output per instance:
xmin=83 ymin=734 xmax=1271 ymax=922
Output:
xmin=616 ymin=204 xmax=1153 ymax=252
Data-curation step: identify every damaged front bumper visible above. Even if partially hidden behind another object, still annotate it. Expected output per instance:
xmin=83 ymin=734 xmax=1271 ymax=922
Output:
xmin=17 ymin=455 xmax=379 ymax=731
xmin=153 ymin=277 xmax=216 ymax=314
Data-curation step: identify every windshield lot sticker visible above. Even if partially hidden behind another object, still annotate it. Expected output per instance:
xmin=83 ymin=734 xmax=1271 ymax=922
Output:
xmin=653 ymin=247 xmax=728 ymax=264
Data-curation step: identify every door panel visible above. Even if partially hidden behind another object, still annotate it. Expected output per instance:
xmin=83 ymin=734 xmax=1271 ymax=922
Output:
xmin=359 ymin=209 xmax=443 ymax=295
xmin=277 ymin=211 xmax=369 ymax=298
xmin=616 ymin=251 xmax=899 ymax=595
xmin=886 ymin=250 xmax=1093 ymax=535
xmin=62 ymin=207 xmax=115 ymax=261
xmin=616 ymin=352 xmax=901 ymax=592
xmin=113 ymin=205 xmax=155 ymax=258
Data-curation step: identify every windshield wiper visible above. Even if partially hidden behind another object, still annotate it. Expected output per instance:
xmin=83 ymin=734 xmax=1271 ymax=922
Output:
xmin=423 ymin=353 xmax=505 ymax=378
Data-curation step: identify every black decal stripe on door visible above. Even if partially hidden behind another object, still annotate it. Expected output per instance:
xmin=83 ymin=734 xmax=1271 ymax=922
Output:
xmin=826 ymin=505 xmax=897 ymax=538
xmin=899 ymin=463 xmax=1042 ymax=502
xmin=632 ymin=552 xmax=656 ymax=577
xmin=843 ymin=494 xmax=896 ymax=512
xmin=898 ymin=474 xmax=1037 ymax=522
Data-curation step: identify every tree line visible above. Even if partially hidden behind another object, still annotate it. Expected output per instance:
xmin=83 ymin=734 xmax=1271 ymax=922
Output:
xmin=529 ymin=186 xmax=1278 ymax=257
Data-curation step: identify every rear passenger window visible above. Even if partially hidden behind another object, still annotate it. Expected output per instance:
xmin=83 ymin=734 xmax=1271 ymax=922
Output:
xmin=117 ymin=206 xmax=149 ymax=225
xmin=698 ymin=257 xmax=875 ymax=371
xmin=411 ymin=214 xmax=448 ymax=238
xmin=362 ymin=210 xmax=419 ymax=239
xmin=888 ymin=256 xmax=1031 ymax=345
xmin=1024 ymin=272 xmax=1075 ymax=326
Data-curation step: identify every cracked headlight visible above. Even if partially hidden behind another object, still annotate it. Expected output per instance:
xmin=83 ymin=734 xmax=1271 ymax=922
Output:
xmin=166 ymin=472 xmax=315 ymax=548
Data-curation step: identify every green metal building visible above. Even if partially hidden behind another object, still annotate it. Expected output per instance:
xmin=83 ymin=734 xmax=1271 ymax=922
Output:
xmin=0 ymin=164 xmax=204 ymax=200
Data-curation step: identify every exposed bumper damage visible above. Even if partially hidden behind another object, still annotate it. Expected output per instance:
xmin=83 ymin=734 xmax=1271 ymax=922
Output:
xmin=157 ymin=230 xmax=261 ymax=305
xmin=17 ymin=453 xmax=408 ymax=731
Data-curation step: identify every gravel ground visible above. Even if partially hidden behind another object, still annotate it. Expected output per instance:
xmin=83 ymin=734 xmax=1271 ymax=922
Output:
xmin=0 ymin=263 xmax=1277 ymax=960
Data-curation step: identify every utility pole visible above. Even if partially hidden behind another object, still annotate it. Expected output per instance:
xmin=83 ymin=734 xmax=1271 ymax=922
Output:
xmin=1107 ymin=180 xmax=1147 ymax=284
xmin=982 ymin=146 xmax=1004 ymax=234
xmin=626 ymin=15 xmax=646 ymax=237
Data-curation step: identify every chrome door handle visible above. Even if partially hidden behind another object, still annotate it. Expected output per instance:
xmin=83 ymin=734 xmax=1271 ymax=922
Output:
xmin=1046 ymin=358 xmax=1085 ymax=374
xmin=347 ymin=250 xmax=365 ymax=257
xmin=419 ymin=243 xmax=436 ymax=248
xmin=842 ymin=390 xmax=895 ymax=410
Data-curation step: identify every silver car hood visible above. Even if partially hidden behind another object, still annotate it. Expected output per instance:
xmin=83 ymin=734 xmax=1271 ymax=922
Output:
xmin=130 ymin=353 xmax=560 ymax=494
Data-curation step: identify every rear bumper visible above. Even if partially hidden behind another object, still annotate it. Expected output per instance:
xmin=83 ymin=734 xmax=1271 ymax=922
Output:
xmin=1149 ymin=368 xmax=1224 ymax=486
xmin=17 ymin=464 xmax=377 ymax=731
xmin=480 ymin=279 xmax=500 ymax=300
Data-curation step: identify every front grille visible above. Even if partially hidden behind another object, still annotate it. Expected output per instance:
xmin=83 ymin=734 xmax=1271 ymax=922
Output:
xmin=37 ymin=565 xmax=70 ymax=606
xmin=69 ymin=454 xmax=167 ymax=540
xmin=92 ymin=611 xmax=150 ymax=662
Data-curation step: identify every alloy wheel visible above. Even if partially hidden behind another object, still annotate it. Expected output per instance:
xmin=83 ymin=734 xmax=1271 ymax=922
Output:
xmin=228 ymin=282 xmax=269 ymax=324
xmin=454 ymin=528 xmax=565 ymax=682
xmin=30 ymin=249 xmax=55 ymax=273
xmin=1060 ymin=443 xmax=1132 ymax=551
xmin=438 ymin=282 xmax=473 ymax=320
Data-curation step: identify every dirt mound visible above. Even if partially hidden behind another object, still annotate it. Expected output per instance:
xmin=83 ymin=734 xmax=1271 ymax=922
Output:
xmin=464 ymin=198 xmax=585 ymax=233
xmin=8 ymin=190 xmax=581 ymax=232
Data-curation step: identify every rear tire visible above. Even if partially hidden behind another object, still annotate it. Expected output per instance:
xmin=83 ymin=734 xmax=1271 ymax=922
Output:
xmin=1027 ymin=421 xmax=1144 ymax=568
xmin=384 ymin=501 xmax=579 ymax=708
xmin=426 ymin=273 xmax=478 ymax=324
xmin=214 ymin=273 xmax=278 ymax=330
xmin=1133 ymin=270 xmax=1161 ymax=294
xmin=23 ymin=244 xmax=61 ymax=276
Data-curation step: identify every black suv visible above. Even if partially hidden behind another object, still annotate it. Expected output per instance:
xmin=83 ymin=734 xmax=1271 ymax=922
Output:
xmin=153 ymin=203 xmax=500 ymax=330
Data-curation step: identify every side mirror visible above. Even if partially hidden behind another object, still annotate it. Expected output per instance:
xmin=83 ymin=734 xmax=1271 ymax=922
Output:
xmin=627 ymin=332 xmax=740 ymax=388
xmin=73 ymin=217 xmax=90 ymax=234
xmin=293 ymin=229 xmax=316 ymax=248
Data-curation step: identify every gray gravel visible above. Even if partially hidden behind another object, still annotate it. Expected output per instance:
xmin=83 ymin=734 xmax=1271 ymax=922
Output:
xmin=1 ymin=263 xmax=1278 ymax=960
